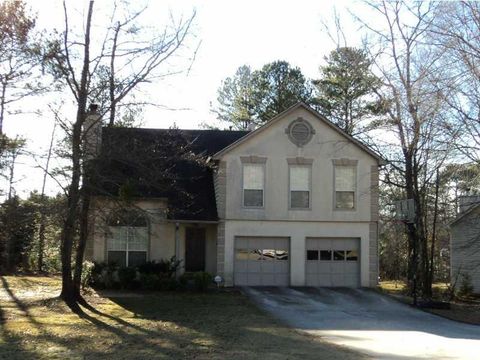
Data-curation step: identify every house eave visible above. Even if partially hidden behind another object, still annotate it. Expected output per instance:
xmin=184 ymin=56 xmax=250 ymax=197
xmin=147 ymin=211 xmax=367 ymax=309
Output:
xmin=212 ymin=102 xmax=386 ymax=165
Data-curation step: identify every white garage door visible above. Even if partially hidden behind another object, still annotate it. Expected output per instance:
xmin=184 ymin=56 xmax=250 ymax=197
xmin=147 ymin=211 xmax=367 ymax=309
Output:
xmin=306 ymin=238 xmax=360 ymax=287
xmin=234 ymin=237 xmax=290 ymax=286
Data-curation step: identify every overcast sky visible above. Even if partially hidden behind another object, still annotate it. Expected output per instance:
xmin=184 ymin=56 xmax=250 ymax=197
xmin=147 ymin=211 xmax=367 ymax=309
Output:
xmin=3 ymin=0 xmax=368 ymax=197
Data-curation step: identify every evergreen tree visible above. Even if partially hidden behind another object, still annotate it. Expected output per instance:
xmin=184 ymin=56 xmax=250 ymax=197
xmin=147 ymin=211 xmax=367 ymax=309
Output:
xmin=313 ymin=47 xmax=383 ymax=135
xmin=213 ymin=65 xmax=256 ymax=130
xmin=213 ymin=61 xmax=314 ymax=129
xmin=252 ymin=60 xmax=314 ymax=122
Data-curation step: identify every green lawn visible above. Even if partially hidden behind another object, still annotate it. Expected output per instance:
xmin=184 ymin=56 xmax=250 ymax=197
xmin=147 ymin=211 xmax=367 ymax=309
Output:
xmin=0 ymin=276 xmax=360 ymax=359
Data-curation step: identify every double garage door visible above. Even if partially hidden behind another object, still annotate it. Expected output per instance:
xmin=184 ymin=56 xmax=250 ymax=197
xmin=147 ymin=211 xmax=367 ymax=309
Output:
xmin=234 ymin=236 xmax=360 ymax=287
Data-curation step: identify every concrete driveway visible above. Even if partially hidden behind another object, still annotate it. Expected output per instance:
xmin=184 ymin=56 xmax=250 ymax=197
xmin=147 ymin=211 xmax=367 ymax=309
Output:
xmin=243 ymin=287 xmax=480 ymax=359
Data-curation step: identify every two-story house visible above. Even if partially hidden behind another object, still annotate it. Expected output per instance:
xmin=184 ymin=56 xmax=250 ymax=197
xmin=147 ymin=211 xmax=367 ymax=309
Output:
xmin=85 ymin=102 xmax=383 ymax=287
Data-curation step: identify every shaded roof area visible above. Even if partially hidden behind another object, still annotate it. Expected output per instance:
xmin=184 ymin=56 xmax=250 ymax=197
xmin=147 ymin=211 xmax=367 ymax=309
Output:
xmin=90 ymin=127 xmax=248 ymax=221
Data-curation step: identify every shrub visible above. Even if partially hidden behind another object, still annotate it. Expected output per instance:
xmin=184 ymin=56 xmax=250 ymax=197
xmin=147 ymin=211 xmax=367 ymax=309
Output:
xmin=118 ymin=267 xmax=137 ymax=289
xmin=137 ymin=257 xmax=181 ymax=278
xmin=193 ymin=272 xmax=213 ymax=292
xmin=91 ymin=262 xmax=116 ymax=289
xmin=138 ymin=260 xmax=170 ymax=275
xmin=139 ymin=273 xmax=159 ymax=290
xmin=457 ymin=273 xmax=474 ymax=298
xmin=81 ymin=261 xmax=95 ymax=289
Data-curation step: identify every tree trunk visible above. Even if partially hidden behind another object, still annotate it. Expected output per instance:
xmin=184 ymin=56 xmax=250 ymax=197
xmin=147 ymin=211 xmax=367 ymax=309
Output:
xmin=73 ymin=188 xmax=90 ymax=299
xmin=428 ymin=169 xmax=440 ymax=296
xmin=60 ymin=122 xmax=82 ymax=304
xmin=60 ymin=0 xmax=94 ymax=304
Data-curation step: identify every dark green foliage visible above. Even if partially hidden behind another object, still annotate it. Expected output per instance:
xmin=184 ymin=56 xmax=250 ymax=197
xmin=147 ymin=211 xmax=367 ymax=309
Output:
xmin=213 ymin=65 xmax=257 ymax=130
xmin=0 ymin=196 xmax=37 ymax=273
xmin=213 ymin=61 xmax=314 ymax=129
xmin=92 ymin=258 xmax=182 ymax=291
xmin=118 ymin=267 xmax=137 ymax=289
xmin=137 ymin=259 xmax=171 ymax=275
xmin=457 ymin=273 xmax=474 ymax=298
xmin=313 ymin=47 xmax=384 ymax=135
xmin=137 ymin=257 xmax=181 ymax=277
xmin=252 ymin=61 xmax=314 ymax=122
xmin=193 ymin=272 xmax=213 ymax=292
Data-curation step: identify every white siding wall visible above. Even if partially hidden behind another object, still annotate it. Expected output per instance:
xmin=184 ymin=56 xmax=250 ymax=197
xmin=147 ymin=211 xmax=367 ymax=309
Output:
xmin=451 ymin=207 xmax=480 ymax=294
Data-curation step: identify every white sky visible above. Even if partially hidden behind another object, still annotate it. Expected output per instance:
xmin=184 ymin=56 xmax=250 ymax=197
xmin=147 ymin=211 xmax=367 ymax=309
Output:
xmin=3 ymin=0 xmax=369 ymax=197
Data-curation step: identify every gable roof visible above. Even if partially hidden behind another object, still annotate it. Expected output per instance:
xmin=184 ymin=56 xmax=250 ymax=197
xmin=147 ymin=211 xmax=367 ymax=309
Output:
xmin=213 ymin=102 xmax=386 ymax=164
xmin=92 ymin=128 xmax=248 ymax=221
xmin=450 ymin=203 xmax=480 ymax=227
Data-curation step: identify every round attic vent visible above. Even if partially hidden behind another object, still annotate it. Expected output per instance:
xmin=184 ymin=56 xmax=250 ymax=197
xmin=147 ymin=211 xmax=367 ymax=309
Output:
xmin=286 ymin=118 xmax=315 ymax=147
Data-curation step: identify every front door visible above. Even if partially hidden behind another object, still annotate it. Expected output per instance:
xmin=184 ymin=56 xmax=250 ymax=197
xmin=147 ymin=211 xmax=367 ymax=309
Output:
xmin=185 ymin=227 xmax=206 ymax=272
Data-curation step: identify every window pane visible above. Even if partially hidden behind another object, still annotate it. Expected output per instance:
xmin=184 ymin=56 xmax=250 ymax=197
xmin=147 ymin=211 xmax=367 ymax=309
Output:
xmin=244 ymin=189 xmax=263 ymax=207
xmin=128 ymin=251 xmax=147 ymax=267
xmin=291 ymin=191 xmax=309 ymax=208
xmin=276 ymin=250 xmax=288 ymax=260
xmin=236 ymin=249 xmax=249 ymax=261
xmin=320 ymin=250 xmax=332 ymax=260
xmin=262 ymin=249 xmax=275 ymax=260
xmin=346 ymin=250 xmax=358 ymax=261
xmin=333 ymin=250 xmax=345 ymax=261
xmin=336 ymin=191 xmax=355 ymax=209
xmin=248 ymin=249 xmax=262 ymax=260
xmin=129 ymin=227 xmax=148 ymax=251
xmin=107 ymin=227 xmax=127 ymax=251
xmin=335 ymin=166 xmax=355 ymax=191
xmin=243 ymin=164 xmax=264 ymax=190
xmin=307 ymin=250 xmax=319 ymax=260
xmin=290 ymin=166 xmax=309 ymax=191
xmin=108 ymin=251 xmax=126 ymax=267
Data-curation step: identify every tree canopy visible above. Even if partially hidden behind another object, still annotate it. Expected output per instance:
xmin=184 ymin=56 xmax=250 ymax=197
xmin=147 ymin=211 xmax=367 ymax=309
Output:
xmin=313 ymin=47 xmax=384 ymax=135
xmin=213 ymin=61 xmax=314 ymax=129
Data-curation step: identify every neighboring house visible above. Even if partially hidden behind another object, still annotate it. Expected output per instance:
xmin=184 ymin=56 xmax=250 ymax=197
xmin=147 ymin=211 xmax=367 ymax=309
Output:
xmin=85 ymin=102 xmax=384 ymax=287
xmin=450 ymin=195 xmax=480 ymax=293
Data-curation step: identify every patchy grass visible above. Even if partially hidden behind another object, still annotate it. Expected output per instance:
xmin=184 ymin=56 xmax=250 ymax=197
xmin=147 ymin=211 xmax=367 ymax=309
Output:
xmin=379 ymin=280 xmax=480 ymax=325
xmin=0 ymin=276 xmax=360 ymax=359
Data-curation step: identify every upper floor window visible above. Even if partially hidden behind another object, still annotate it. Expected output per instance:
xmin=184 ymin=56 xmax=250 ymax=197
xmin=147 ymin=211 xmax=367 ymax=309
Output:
xmin=243 ymin=163 xmax=264 ymax=207
xmin=289 ymin=165 xmax=311 ymax=209
xmin=335 ymin=165 xmax=356 ymax=209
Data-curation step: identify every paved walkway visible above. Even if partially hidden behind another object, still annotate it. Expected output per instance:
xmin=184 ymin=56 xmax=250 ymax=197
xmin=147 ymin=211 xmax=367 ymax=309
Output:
xmin=243 ymin=287 xmax=480 ymax=359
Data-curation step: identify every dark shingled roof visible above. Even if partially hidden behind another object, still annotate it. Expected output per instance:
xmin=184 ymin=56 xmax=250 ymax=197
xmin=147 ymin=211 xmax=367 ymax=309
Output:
xmin=91 ymin=127 xmax=248 ymax=221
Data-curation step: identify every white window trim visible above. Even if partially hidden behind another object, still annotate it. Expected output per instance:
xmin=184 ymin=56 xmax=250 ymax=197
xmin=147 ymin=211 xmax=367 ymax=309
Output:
xmin=106 ymin=225 xmax=149 ymax=267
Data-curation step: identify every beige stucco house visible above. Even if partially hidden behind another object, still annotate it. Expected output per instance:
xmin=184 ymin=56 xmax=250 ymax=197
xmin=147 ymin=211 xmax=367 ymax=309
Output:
xmin=85 ymin=102 xmax=383 ymax=287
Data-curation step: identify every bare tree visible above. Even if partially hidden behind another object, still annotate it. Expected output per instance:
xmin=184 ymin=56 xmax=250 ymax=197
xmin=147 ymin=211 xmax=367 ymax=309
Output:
xmin=357 ymin=0 xmax=455 ymax=298
xmin=45 ymin=0 xmax=196 ymax=304
xmin=431 ymin=1 xmax=480 ymax=165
